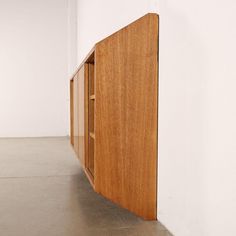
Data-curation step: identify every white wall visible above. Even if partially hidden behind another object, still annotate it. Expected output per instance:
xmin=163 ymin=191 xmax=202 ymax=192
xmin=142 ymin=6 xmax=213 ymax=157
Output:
xmin=77 ymin=1 xmax=236 ymax=236
xmin=76 ymin=0 xmax=158 ymax=65
xmin=158 ymin=0 xmax=236 ymax=236
xmin=68 ymin=0 xmax=78 ymax=75
xmin=0 ymin=0 xmax=75 ymax=137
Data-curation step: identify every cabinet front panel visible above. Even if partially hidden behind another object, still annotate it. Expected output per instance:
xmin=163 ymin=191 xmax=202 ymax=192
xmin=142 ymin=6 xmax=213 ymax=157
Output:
xmin=70 ymin=80 xmax=74 ymax=146
xmin=78 ymin=66 xmax=85 ymax=165
xmin=73 ymin=66 xmax=85 ymax=165
xmin=73 ymin=74 xmax=79 ymax=156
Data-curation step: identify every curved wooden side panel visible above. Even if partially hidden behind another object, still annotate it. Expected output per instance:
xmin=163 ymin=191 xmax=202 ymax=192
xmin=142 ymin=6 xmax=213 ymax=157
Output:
xmin=94 ymin=13 xmax=158 ymax=220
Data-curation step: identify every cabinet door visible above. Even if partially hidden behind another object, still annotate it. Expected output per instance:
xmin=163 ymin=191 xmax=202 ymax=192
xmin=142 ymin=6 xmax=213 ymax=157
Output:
xmin=73 ymin=65 xmax=86 ymax=165
xmin=77 ymin=66 xmax=85 ymax=165
xmin=70 ymin=80 xmax=74 ymax=146
xmin=73 ymin=73 xmax=79 ymax=157
xmin=87 ymin=62 xmax=95 ymax=177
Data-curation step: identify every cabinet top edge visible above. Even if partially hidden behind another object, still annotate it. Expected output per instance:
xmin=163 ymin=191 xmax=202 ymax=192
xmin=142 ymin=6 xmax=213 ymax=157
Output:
xmin=70 ymin=46 xmax=95 ymax=81
xmin=69 ymin=13 xmax=159 ymax=81
xmin=95 ymin=13 xmax=158 ymax=46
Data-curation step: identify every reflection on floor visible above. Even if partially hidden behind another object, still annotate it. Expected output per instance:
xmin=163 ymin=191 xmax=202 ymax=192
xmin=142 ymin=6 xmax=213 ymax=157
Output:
xmin=0 ymin=137 xmax=172 ymax=236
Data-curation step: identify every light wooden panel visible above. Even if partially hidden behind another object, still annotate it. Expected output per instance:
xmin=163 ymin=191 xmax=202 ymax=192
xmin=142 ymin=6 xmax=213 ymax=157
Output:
xmin=70 ymin=80 xmax=74 ymax=146
xmin=89 ymin=63 xmax=94 ymax=95
xmin=84 ymin=63 xmax=94 ymax=184
xmin=84 ymin=63 xmax=89 ymax=169
xmin=86 ymin=61 xmax=95 ymax=179
xmin=73 ymin=73 xmax=79 ymax=156
xmin=78 ymin=66 xmax=86 ymax=165
xmin=72 ymin=65 xmax=87 ymax=165
xmin=94 ymin=13 xmax=158 ymax=220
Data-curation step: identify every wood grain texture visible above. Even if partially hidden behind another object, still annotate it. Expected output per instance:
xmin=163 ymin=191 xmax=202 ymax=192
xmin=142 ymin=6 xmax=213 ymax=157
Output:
xmin=87 ymin=61 xmax=95 ymax=178
xmin=94 ymin=13 xmax=158 ymax=220
xmin=70 ymin=80 xmax=74 ymax=146
xmin=88 ymin=63 xmax=94 ymax=95
xmin=77 ymin=66 xmax=85 ymax=165
xmin=72 ymin=65 xmax=88 ymax=165
xmin=72 ymin=73 xmax=79 ymax=157
xmin=84 ymin=63 xmax=90 ymax=176
xmin=84 ymin=59 xmax=96 ymax=183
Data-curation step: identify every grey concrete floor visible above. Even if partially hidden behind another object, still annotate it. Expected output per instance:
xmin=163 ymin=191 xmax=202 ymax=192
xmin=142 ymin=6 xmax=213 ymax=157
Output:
xmin=0 ymin=137 xmax=172 ymax=236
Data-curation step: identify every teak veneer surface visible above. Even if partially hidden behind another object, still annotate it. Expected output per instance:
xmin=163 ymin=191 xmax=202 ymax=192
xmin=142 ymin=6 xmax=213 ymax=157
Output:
xmin=72 ymin=65 xmax=87 ymax=166
xmin=72 ymin=72 xmax=79 ymax=157
xmin=95 ymin=14 xmax=158 ymax=220
xmin=70 ymin=80 xmax=74 ymax=146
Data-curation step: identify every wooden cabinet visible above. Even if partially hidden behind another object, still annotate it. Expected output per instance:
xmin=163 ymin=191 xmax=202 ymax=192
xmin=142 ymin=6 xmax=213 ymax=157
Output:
xmin=70 ymin=13 xmax=159 ymax=220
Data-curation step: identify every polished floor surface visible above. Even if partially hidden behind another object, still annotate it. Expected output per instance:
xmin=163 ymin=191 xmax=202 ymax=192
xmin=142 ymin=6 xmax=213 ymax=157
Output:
xmin=0 ymin=137 xmax=172 ymax=236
